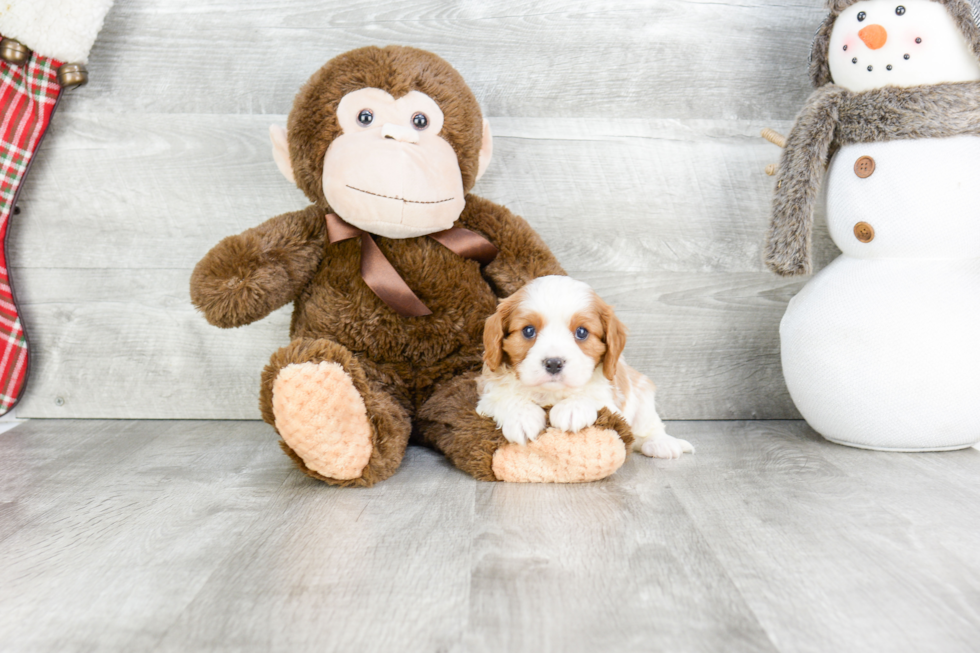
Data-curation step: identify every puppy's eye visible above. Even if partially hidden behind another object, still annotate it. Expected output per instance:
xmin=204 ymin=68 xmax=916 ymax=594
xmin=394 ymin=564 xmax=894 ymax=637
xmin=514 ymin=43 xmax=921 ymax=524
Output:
xmin=521 ymin=325 xmax=536 ymax=339
xmin=857 ymin=11 xmax=866 ymax=21
xmin=358 ymin=109 xmax=374 ymax=126
xmin=412 ymin=112 xmax=429 ymax=130
xmin=575 ymin=327 xmax=589 ymax=341
xmin=895 ymin=5 xmax=905 ymax=15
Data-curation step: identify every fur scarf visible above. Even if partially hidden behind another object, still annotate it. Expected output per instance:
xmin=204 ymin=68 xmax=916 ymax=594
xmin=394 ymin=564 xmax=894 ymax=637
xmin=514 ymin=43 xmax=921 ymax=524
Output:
xmin=764 ymin=80 xmax=980 ymax=276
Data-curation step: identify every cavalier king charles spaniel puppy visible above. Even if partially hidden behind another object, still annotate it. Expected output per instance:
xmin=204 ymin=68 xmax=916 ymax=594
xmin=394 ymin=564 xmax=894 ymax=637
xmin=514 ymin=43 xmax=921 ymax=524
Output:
xmin=476 ymin=275 xmax=694 ymax=459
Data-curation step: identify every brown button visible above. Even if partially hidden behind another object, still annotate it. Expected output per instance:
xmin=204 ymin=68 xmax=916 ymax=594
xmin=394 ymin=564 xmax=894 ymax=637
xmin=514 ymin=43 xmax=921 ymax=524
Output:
xmin=854 ymin=156 xmax=875 ymax=178
xmin=854 ymin=221 xmax=875 ymax=243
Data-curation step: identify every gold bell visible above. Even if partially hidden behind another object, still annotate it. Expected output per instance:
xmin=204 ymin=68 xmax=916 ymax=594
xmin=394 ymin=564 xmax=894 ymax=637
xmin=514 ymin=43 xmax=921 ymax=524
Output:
xmin=0 ymin=38 xmax=32 ymax=65
xmin=57 ymin=63 xmax=88 ymax=89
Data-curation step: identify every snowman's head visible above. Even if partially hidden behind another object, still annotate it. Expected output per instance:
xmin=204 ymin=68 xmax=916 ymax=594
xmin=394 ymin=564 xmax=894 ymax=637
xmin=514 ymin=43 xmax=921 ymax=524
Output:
xmin=810 ymin=0 xmax=980 ymax=89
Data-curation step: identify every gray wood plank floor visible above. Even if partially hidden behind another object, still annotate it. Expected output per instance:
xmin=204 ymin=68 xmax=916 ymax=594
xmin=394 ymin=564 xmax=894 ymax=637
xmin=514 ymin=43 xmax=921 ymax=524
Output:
xmin=2 ymin=420 xmax=979 ymax=652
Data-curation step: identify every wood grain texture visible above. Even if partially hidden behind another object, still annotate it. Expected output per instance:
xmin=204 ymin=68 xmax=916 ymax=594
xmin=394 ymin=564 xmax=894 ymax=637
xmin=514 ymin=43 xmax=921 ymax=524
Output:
xmin=463 ymin=468 xmax=777 ymax=653
xmin=9 ymin=0 xmax=841 ymax=419
xmin=3 ymin=419 xmax=980 ymax=652
xmin=13 ymin=115 xmax=838 ymax=273
xmin=11 ymin=117 xmax=830 ymax=419
xmin=664 ymin=421 xmax=980 ymax=653
xmin=62 ymin=0 xmax=825 ymax=120
xmin=10 ymin=268 xmax=804 ymax=420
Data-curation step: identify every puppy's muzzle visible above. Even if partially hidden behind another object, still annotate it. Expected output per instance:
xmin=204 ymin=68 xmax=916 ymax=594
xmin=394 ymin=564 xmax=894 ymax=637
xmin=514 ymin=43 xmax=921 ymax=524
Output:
xmin=543 ymin=358 xmax=565 ymax=375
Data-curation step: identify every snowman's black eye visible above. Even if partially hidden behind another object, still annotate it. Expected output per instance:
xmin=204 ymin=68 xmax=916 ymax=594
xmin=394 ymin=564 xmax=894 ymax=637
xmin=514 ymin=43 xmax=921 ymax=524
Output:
xmin=904 ymin=53 xmax=910 ymax=59
xmin=915 ymin=37 xmax=922 ymax=43
xmin=887 ymin=64 xmax=893 ymax=70
xmin=843 ymin=45 xmax=848 ymax=51
xmin=358 ymin=109 xmax=374 ymax=126
xmin=412 ymin=112 xmax=429 ymax=130
xmin=857 ymin=11 xmax=867 ymax=21
xmin=867 ymin=65 xmax=873 ymax=71
xmin=896 ymin=5 xmax=905 ymax=15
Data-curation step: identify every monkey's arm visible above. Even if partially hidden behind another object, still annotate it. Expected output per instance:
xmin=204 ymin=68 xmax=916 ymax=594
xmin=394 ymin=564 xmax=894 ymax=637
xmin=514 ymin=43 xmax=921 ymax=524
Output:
xmin=190 ymin=205 xmax=326 ymax=328
xmin=459 ymin=195 xmax=565 ymax=298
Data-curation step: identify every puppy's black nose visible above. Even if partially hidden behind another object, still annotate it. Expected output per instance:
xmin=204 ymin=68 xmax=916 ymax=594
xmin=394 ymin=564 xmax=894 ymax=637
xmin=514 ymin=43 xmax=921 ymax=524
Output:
xmin=543 ymin=358 xmax=564 ymax=375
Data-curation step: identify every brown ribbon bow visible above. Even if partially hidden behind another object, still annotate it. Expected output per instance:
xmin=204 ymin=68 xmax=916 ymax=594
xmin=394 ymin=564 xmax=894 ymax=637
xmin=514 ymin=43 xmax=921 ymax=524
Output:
xmin=326 ymin=213 xmax=499 ymax=317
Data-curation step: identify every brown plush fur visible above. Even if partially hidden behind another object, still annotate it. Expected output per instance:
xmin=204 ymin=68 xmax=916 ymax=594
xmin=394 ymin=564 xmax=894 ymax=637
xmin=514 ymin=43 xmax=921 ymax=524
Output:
xmin=191 ymin=47 xmax=627 ymax=486
xmin=810 ymin=0 xmax=980 ymax=88
xmin=414 ymin=372 xmax=509 ymax=481
xmin=765 ymin=81 xmax=980 ymax=275
xmin=190 ymin=205 xmax=327 ymax=328
xmin=287 ymin=46 xmax=485 ymax=205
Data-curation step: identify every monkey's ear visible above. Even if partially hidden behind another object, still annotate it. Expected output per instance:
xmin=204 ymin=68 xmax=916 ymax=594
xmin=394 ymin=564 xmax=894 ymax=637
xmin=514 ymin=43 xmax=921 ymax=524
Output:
xmin=475 ymin=118 xmax=493 ymax=182
xmin=269 ymin=124 xmax=295 ymax=185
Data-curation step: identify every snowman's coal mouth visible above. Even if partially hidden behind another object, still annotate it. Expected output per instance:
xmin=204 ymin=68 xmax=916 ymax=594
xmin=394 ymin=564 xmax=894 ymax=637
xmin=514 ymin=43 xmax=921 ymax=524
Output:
xmin=850 ymin=56 xmax=905 ymax=72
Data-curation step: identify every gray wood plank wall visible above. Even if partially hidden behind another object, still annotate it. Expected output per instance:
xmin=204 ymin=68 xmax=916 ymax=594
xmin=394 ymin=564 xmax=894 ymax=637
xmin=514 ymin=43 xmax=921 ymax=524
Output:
xmin=11 ymin=0 xmax=834 ymax=419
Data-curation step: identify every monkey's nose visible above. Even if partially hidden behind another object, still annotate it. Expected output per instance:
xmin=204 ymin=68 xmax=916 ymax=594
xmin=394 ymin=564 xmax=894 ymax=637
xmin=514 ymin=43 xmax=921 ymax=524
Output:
xmin=543 ymin=358 xmax=564 ymax=375
xmin=381 ymin=123 xmax=419 ymax=144
xmin=858 ymin=24 xmax=887 ymax=50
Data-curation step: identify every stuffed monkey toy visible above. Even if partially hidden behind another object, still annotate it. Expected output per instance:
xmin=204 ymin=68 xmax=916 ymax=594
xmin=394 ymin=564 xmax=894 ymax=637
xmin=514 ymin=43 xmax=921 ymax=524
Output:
xmin=191 ymin=46 xmax=632 ymax=485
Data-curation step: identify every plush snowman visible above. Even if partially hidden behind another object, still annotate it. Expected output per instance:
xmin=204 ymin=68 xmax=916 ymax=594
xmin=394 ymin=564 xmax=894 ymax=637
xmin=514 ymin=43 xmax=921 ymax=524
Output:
xmin=765 ymin=0 xmax=980 ymax=450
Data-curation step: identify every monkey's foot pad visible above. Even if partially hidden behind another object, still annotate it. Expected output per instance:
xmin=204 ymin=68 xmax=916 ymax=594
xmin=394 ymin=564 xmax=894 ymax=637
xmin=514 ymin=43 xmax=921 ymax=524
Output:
xmin=492 ymin=426 xmax=627 ymax=483
xmin=272 ymin=361 xmax=373 ymax=480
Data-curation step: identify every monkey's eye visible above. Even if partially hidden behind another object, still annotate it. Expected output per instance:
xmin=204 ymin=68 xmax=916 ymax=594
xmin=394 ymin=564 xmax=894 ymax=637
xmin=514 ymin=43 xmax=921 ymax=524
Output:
xmin=895 ymin=5 xmax=905 ymax=15
xmin=357 ymin=109 xmax=374 ymax=126
xmin=574 ymin=327 xmax=589 ymax=341
xmin=857 ymin=11 xmax=866 ymax=21
xmin=412 ymin=112 xmax=429 ymax=130
xmin=521 ymin=325 xmax=536 ymax=339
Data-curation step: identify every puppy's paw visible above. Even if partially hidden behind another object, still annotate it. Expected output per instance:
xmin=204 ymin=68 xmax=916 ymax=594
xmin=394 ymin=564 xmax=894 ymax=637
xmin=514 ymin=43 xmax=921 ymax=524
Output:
xmin=549 ymin=401 xmax=599 ymax=433
xmin=501 ymin=404 xmax=547 ymax=446
xmin=639 ymin=434 xmax=694 ymax=459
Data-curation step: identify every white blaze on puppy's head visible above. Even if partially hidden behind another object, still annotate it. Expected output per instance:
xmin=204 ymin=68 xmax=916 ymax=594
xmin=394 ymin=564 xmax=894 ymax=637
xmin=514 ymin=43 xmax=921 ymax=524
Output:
xmin=482 ymin=276 xmax=627 ymax=390
xmin=827 ymin=0 xmax=980 ymax=92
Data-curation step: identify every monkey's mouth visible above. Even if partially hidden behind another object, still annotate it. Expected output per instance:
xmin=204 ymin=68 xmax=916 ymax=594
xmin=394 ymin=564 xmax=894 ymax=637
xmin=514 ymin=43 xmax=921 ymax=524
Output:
xmin=346 ymin=185 xmax=455 ymax=205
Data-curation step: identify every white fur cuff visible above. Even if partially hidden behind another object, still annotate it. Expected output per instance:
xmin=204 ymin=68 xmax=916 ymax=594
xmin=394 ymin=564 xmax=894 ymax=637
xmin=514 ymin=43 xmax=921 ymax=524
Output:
xmin=0 ymin=0 xmax=115 ymax=63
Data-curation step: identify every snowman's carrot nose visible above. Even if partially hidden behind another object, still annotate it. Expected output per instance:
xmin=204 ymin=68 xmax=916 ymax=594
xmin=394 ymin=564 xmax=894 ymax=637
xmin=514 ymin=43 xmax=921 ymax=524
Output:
xmin=859 ymin=24 xmax=888 ymax=50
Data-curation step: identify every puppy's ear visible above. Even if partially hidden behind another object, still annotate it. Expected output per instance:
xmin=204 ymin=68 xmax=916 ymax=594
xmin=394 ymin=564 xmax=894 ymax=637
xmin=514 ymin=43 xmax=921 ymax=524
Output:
xmin=483 ymin=300 xmax=510 ymax=371
xmin=598 ymin=299 xmax=627 ymax=380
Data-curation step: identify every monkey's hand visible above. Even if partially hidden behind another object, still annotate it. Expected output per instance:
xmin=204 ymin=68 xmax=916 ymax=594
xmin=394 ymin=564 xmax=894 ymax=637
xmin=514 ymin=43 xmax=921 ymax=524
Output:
xmin=190 ymin=207 xmax=326 ymax=328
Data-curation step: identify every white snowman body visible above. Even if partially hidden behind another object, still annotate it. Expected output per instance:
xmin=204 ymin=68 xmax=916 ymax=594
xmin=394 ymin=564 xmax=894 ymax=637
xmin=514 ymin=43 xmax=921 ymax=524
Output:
xmin=781 ymin=137 xmax=980 ymax=449
xmin=779 ymin=0 xmax=980 ymax=450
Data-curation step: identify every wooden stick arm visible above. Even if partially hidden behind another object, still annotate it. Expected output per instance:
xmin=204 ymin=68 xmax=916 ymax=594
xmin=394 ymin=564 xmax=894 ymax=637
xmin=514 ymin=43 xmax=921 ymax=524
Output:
xmin=761 ymin=128 xmax=787 ymax=176
xmin=761 ymin=128 xmax=787 ymax=148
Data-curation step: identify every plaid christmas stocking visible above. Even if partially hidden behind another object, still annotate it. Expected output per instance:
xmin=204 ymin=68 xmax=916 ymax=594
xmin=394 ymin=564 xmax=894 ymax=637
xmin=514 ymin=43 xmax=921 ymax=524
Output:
xmin=0 ymin=46 xmax=62 ymax=413
xmin=0 ymin=0 xmax=113 ymax=414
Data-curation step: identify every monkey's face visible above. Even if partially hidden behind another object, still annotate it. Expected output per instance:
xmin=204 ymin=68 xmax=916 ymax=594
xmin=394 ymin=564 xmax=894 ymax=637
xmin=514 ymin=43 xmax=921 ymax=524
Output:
xmin=322 ymin=88 xmax=466 ymax=239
